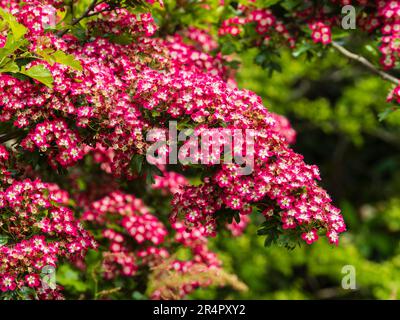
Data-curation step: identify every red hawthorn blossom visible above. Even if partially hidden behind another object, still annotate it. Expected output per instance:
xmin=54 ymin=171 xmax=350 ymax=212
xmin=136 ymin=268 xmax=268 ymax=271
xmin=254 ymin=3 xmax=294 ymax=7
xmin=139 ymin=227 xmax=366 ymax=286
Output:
xmin=82 ymin=191 xmax=225 ymax=298
xmin=0 ymin=1 xmax=354 ymax=301
xmin=0 ymin=146 xmax=96 ymax=298
xmin=219 ymin=6 xmax=295 ymax=48
xmin=301 ymin=230 xmax=319 ymax=245
xmin=25 ymin=274 xmax=41 ymax=288
xmin=1 ymin=275 xmax=16 ymax=292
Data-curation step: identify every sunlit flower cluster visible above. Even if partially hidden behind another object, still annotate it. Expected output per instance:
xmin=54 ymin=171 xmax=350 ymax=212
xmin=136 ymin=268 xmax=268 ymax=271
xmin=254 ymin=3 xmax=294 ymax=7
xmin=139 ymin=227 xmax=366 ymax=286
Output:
xmin=218 ymin=6 xmax=295 ymax=48
xmin=0 ymin=146 xmax=96 ymax=298
xmin=152 ymin=169 xmax=188 ymax=195
xmin=309 ymin=21 xmax=332 ymax=45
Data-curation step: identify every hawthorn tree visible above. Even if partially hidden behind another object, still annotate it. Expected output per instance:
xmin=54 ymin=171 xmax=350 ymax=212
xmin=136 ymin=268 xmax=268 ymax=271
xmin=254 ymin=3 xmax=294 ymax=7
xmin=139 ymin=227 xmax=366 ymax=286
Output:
xmin=0 ymin=0 xmax=397 ymax=300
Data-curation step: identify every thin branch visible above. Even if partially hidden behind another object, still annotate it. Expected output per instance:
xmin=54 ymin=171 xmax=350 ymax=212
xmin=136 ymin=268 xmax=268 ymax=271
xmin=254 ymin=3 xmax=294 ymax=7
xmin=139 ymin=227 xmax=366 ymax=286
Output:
xmin=0 ymin=132 xmax=21 ymax=144
xmin=371 ymin=128 xmax=400 ymax=148
xmin=57 ymin=0 xmax=105 ymax=37
xmin=86 ymin=7 xmax=112 ymax=18
xmin=69 ymin=0 xmax=74 ymax=21
xmin=315 ymin=287 xmax=344 ymax=299
xmin=332 ymin=41 xmax=400 ymax=85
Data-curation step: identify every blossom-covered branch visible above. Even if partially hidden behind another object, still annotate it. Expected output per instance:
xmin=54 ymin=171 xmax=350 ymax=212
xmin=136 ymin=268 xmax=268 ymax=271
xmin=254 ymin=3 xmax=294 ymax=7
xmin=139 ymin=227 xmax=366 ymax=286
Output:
xmin=331 ymin=41 xmax=399 ymax=85
xmin=57 ymin=0 xmax=108 ymax=37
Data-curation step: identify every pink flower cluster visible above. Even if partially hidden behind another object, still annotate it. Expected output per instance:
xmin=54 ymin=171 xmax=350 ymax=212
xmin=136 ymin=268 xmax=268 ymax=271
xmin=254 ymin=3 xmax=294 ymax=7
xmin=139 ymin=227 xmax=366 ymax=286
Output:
xmin=0 ymin=3 xmax=159 ymax=175
xmin=0 ymin=145 xmax=10 ymax=184
xmin=226 ymin=214 xmax=251 ymax=237
xmin=82 ymin=192 xmax=225 ymax=298
xmin=388 ymin=86 xmax=400 ymax=104
xmin=216 ymin=0 xmax=400 ymax=74
xmin=219 ymin=7 xmax=295 ymax=48
xmin=164 ymin=34 xmax=228 ymax=79
xmin=151 ymin=167 xmax=248 ymax=240
xmin=270 ymin=113 xmax=297 ymax=144
xmin=83 ymin=192 xmax=166 ymax=278
xmin=20 ymin=118 xmax=85 ymax=168
xmin=184 ymin=26 xmax=218 ymax=52
xmin=0 ymin=146 xmax=96 ymax=298
xmin=377 ymin=1 xmax=400 ymax=69
xmin=172 ymin=127 xmax=346 ymax=245
xmin=12 ymin=2 xmax=57 ymax=36
xmin=122 ymin=214 xmax=167 ymax=245
xmin=303 ymin=1 xmax=400 ymax=71
xmin=87 ymin=6 xmax=157 ymax=37
xmin=152 ymin=170 xmax=188 ymax=195
xmin=101 ymin=229 xmax=138 ymax=278
xmin=309 ymin=22 xmax=332 ymax=45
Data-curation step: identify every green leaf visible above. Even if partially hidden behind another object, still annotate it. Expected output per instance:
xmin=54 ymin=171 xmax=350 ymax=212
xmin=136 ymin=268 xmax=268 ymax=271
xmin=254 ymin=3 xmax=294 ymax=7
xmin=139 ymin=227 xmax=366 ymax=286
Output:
xmin=256 ymin=0 xmax=281 ymax=7
xmin=132 ymin=291 xmax=147 ymax=300
xmin=130 ymin=154 xmax=144 ymax=174
xmin=130 ymin=2 xmax=152 ymax=14
xmin=292 ymin=42 xmax=312 ymax=58
xmin=37 ymin=49 xmax=83 ymax=71
xmin=255 ymin=52 xmax=267 ymax=65
xmin=19 ymin=286 xmax=38 ymax=300
xmin=364 ymin=44 xmax=379 ymax=57
xmin=280 ymin=0 xmax=302 ymax=10
xmin=0 ymin=33 xmax=28 ymax=61
xmin=70 ymin=25 xmax=87 ymax=41
xmin=221 ymin=42 xmax=236 ymax=55
xmin=0 ymin=8 xmax=27 ymax=40
xmin=233 ymin=211 xmax=241 ymax=223
xmin=264 ymin=234 xmax=275 ymax=247
xmin=257 ymin=228 xmax=269 ymax=236
xmin=57 ymin=264 xmax=89 ymax=292
xmin=224 ymin=59 xmax=241 ymax=70
xmin=144 ymin=163 xmax=163 ymax=185
xmin=51 ymin=51 xmax=83 ymax=71
xmin=261 ymin=227 xmax=279 ymax=247
xmin=0 ymin=235 xmax=9 ymax=246
xmin=277 ymin=234 xmax=298 ymax=250
xmin=378 ymin=108 xmax=396 ymax=122
xmin=109 ymin=33 xmax=133 ymax=45
xmin=0 ymin=60 xmax=19 ymax=73
xmin=20 ymin=64 xmax=54 ymax=88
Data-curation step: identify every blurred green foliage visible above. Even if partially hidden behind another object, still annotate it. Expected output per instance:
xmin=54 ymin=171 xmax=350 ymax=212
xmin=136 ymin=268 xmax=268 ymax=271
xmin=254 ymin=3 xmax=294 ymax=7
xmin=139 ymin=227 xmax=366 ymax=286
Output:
xmin=190 ymin=49 xmax=400 ymax=300
xmin=238 ymin=48 xmax=400 ymax=145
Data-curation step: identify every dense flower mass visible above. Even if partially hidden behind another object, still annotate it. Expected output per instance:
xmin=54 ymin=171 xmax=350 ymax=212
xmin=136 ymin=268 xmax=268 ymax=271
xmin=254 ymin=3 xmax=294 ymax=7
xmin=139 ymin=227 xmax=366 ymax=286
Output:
xmin=0 ymin=146 xmax=96 ymax=299
xmin=218 ymin=5 xmax=295 ymax=48
xmin=82 ymin=191 xmax=231 ymax=298
xmin=0 ymin=1 xmax=345 ymax=249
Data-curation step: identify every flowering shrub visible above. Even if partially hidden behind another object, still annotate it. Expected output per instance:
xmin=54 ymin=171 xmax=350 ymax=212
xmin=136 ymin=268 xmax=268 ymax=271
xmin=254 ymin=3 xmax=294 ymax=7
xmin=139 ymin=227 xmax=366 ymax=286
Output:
xmin=0 ymin=146 xmax=95 ymax=299
xmin=3 ymin=0 xmax=396 ymax=300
